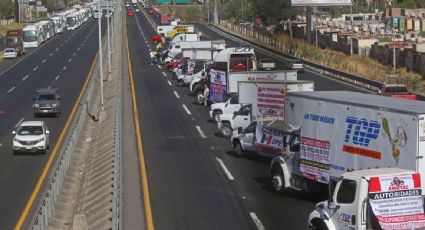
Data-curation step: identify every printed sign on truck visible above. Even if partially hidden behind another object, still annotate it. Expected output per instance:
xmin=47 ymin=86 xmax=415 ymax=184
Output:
xmin=257 ymin=86 xmax=285 ymax=121
xmin=255 ymin=124 xmax=285 ymax=155
xmin=368 ymin=173 xmax=425 ymax=229
xmin=286 ymin=97 xmax=417 ymax=184
xmin=209 ymin=69 xmax=227 ymax=103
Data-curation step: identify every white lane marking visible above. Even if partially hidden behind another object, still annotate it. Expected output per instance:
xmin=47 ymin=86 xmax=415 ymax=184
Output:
xmin=182 ymin=104 xmax=191 ymax=115
xmin=77 ymin=48 xmax=80 ymax=51
xmin=60 ymin=43 xmax=64 ymax=47
xmin=73 ymin=52 xmax=76 ymax=56
xmin=196 ymin=126 xmax=207 ymax=139
xmin=250 ymin=212 xmax=265 ymax=230
xmin=162 ymin=72 xmax=167 ymax=77
xmin=15 ymin=118 xmax=24 ymax=128
xmin=216 ymin=157 xmax=235 ymax=180
xmin=47 ymin=86 xmax=51 ymax=89
xmin=62 ymin=66 xmax=67 ymax=71
xmin=157 ymin=65 xmax=161 ymax=69
xmin=167 ymin=80 xmax=172 ymax=86
xmin=68 ymin=58 xmax=72 ymax=63
xmin=41 ymin=58 xmax=46 ymax=63
xmin=22 ymin=75 xmax=29 ymax=81
xmin=49 ymin=53 xmax=53 ymax=56
xmin=55 ymin=48 xmax=59 ymax=51
xmin=55 ymin=75 xmax=60 ymax=80
xmin=173 ymin=90 xmax=180 ymax=99
xmin=80 ymin=44 xmax=84 ymax=47
xmin=33 ymin=66 xmax=39 ymax=71
xmin=7 ymin=87 xmax=16 ymax=93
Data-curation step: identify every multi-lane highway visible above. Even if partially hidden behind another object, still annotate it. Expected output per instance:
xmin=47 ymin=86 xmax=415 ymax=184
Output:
xmin=0 ymin=18 xmax=105 ymax=229
xmin=127 ymin=3 xmax=367 ymax=230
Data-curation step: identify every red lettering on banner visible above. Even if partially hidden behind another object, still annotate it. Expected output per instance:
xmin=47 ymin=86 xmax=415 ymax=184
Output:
xmin=343 ymin=144 xmax=382 ymax=160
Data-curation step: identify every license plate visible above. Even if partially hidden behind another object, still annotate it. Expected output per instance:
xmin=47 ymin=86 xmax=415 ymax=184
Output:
xmin=25 ymin=147 xmax=32 ymax=150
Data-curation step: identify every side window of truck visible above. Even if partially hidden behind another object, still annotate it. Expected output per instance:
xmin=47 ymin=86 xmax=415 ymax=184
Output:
xmin=245 ymin=122 xmax=257 ymax=133
xmin=336 ymin=179 xmax=356 ymax=204
xmin=230 ymin=96 xmax=238 ymax=104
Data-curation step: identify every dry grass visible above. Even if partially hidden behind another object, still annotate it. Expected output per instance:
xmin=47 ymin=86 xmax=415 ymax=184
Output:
xmin=0 ymin=22 xmax=26 ymax=37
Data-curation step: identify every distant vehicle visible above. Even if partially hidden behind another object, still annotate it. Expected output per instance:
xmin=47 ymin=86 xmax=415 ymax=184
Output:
xmin=12 ymin=121 xmax=50 ymax=154
xmin=258 ymin=58 xmax=276 ymax=70
xmin=22 ymin=24 xmax=42 ymax=49
xmin=33 ymin=88 xmax=61 ymax=117
xmin=127 ymin=10 xmax=134 ymax=16
xmin=160 ymin=15 xmax=169 ymax=25
xmin=3 ymin=48 xmax=18 ymax=59
xmin=6 ymin=29 xmax=25 ymax=56
xmin=378 ymin=84 xmax=417 ymax=100
xmin=125 ymin=3 xmax=130 ymax=6
xmin=135 ymin=8 xmax=140 ymax=12
xmin=286 ymin=59 xmax=304 ymax=72
xmin=147 ymin=8 xmax=155 ymax=14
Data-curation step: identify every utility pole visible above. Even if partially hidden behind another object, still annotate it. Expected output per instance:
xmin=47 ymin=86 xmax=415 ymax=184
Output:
xmin=107 ymin=0 xmax=111 ymax=80
xmin=97 ymin=0 xmax=104 ymax=111
xmin=241 ymin=0 xmax=244 ymax=23
xmin=213 ymin=0 xmax=218 ymax=24
xmin=350 ymin=0 xmax=353 ymax=56
xmin=393 ymin=31 xmax=396 ymax=72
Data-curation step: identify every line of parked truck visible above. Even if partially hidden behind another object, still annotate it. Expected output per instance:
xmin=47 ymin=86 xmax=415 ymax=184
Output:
xmin=3 ymin=4 xmax=96 ymax=59
xmin=151 ymin=16 xmax=425 ymax=230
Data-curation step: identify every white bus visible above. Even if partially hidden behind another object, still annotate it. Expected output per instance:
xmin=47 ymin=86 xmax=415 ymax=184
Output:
xmin=22 ymin=24 xmax=42 ymax=48
xmin=66 ymin=14 xmax=79 ymax=30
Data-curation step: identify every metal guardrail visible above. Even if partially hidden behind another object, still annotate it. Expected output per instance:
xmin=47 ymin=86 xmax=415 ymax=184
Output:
xmin=31 ymin=56 xmax=96 ymax=230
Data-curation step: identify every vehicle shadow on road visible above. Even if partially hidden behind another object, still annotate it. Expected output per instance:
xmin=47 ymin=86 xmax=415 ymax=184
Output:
xmin=254 ymin=176 xmax=328 ymax=203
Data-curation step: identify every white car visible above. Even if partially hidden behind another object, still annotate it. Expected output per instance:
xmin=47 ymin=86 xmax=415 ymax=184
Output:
xmin=135 ymin=8 xmax=140 ymax=12
xmin=12 ymin=121 xmax=50 ymax=154
xmin=3 ymin=48 xmax=18 ymax=59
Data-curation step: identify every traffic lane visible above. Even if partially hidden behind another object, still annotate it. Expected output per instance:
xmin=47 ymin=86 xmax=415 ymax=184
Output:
xmin=136 ymin=13 xmax=324 ymax=229
xmin=0 ymin=21 xmax=103 ymax=229
xmin=0 ymin=19 xmax=102 ymax=137
xmin=0 ymin=19 xmax=101 ymax=98
xmin=128 ymin=15 xmax=256 ymax=230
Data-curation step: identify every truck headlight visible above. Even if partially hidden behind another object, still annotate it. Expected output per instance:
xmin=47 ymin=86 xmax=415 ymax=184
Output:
xmin=52 ymin=103 xmax=57 ymax=108
xmin=33 ymin=104 xmax=39 ymax=108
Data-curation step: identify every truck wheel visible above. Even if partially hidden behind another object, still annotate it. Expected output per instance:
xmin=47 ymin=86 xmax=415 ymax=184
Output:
xmin=212 ymin=110 xmax=222 ymax=123
xmin=221 ymin=123 xmax=233 ymax=138
xmin=271 ymin=167 xmax=285 ymax=193
xmin=196 ymin=91 xmax=204 ymax=105
xmin=233 ymin=142 xmax=244 ymax=157
xmin=310 ymin=218 xmax=328 ymax=230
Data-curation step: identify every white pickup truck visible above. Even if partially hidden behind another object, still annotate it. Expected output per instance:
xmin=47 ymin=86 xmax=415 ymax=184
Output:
xmin=308 ymin=168 xmax=425 ymax=230
xmin=209 ymin=94 xmax=241 ymax=123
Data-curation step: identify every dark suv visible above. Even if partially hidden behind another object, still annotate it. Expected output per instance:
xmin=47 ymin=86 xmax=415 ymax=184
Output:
xmin=33 ymin=88 xmax=61 ymax=117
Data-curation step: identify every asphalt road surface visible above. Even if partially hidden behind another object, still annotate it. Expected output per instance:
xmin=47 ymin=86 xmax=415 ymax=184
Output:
xmin=127 ymin=4 xmax=367 ymax=230
xmin=0 ymin=18 xmax=106 ymax=229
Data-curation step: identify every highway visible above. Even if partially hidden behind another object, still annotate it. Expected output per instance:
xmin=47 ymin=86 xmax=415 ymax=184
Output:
xmin=0 ymin=18 xmax=105 ymax=229
xmin=128 ymin=4 xmax=367 ymax=230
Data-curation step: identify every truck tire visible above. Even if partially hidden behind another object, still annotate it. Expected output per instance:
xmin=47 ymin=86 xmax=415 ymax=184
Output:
xmin=220 ymin=123 xmax=233 ymax=138
xmin=233 ymin=142 xmax=244 ymax=157
xmin=196 ymin=91 xmax=204 ymax=105
xmin=310 ymin=218 xmax=328 ymax=230
xmin=212 ymin=110 xmax=222 ymax=123
xmin=271 ymin=167 xmax=285 ymax=193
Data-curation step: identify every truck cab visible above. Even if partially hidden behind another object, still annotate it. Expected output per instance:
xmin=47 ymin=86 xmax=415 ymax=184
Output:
xmin=209 ymin=94 xmax=240 ymax=123
xmin=308 ymin=168 xmax=425 ymax=230
xmin=218 ymin=104 xmax=252 ymax=138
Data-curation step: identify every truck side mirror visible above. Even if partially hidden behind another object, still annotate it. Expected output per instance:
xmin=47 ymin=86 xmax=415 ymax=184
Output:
xmin=237 ymin=127 xmax=243 ymax=134
xmin=328 ymin=199 xmax=340 ymax=210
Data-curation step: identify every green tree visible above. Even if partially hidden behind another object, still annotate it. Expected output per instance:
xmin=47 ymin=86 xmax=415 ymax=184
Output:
xmin=0 ymin=0 xmax=15 ymax=20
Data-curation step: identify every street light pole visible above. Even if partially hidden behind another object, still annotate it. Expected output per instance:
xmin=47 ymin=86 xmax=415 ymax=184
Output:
xmin=241 ymin=0 xmax=244 ymax=23
xmin=97 ymin=0 xmax=104 ymax=111
xmin=393 ymin=31 xmax=396 ymax=72
xmin=107 ymin=1 xmax=111 ymax=80
xmin=350 ymin=0 xmax=353 ymax=56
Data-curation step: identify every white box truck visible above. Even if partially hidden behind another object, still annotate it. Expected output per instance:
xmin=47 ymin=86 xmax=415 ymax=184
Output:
xmin=218 ymin=80 xmax=314 ymax=137
xmin=167 ymin=40 xmax=226 ymax=58
xmin=209 ymin=47 xmax=298 ymax=103
xmin=270 ymin=91 xmax=425 ymax=195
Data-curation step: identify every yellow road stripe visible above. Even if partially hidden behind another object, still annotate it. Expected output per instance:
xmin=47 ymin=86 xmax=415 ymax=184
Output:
xmin=125 ymin=23 xmax=155 ymax=230
xmin=14 ymin=52 xmax=99 ymax=230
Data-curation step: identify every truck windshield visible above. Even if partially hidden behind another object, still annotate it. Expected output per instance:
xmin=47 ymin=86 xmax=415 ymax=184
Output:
xmin=23 ymin=30 xmax=37 ymax=42
xmin=6 ymin=37 xmax=18 ymax=44
xmin=67 ymin=17 xmax=76 ymax=26
xmin=229 ymin=54 xmax=255 ymax=72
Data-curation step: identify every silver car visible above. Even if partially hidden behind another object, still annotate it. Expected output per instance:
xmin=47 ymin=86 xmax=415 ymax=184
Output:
xmin=33 ymin=88 xmax=61 ymax=117
xmin=3 ymin=48 xmax=18 ymax=59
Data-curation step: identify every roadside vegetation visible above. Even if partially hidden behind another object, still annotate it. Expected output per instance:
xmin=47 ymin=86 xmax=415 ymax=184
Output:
xmin=0 ymin=22 xmax=27 ymax=37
